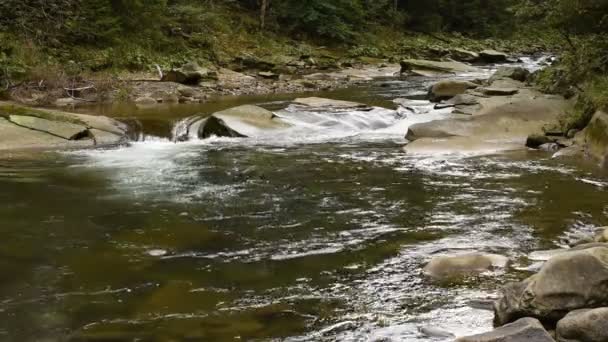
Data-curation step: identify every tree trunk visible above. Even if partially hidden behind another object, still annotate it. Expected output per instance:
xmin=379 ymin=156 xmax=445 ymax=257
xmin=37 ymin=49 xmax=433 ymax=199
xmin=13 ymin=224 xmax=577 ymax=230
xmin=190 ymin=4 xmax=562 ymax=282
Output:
xmin=259 ymin=0 xmax=268 ymax=30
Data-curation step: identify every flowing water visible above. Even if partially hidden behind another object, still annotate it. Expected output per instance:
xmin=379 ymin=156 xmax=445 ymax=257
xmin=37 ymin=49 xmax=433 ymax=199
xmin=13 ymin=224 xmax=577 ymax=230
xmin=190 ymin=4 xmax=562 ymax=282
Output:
xmin=1 ymin=58 xmax=608 ymax=342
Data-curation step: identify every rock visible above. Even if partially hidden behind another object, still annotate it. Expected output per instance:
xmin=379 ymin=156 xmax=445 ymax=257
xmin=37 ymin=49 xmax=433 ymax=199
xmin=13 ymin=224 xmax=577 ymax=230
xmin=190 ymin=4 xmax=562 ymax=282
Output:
xmin=404 ymin=90 xmax=571 ymax=155
xmin=539 ymin=143 xmax=561 ymax=152
xmin=594 ymin=227 xmax=608 ymax=243
xmin=447 ymin=94 xmax=480 ymax=106
xmin=494 ymin=247 xmax=608 ymax=326
xmin=428 ymin=80 xmax=479 ymax=102
xmin=195 ymin=105 xmax=290 ymax=139
xmin=450 ymin=48 xmax=480 ymax=62
xmin=477 ymin=50 xmax=509 ymax=63
xmin=422 ymin=253 xmax=509 ymax=281
xmin=89 ymin=129 xmax=126 ymax=146
xmin=400 ymin=59 xmax=480 ymax=74
xmin=177 ymin=86 xmax=199 ymax=98
xmin=456 ymin=317 xmax=554 ymax=342
xmin=0 ymin=117 xmax=90 ymax=150
xmin=480 ymin=87 xmax=519 ymax=96
xmin=567 ymin=129 xmax=580 ymax=139
xmin=134 ymin=96 xmax=157 ymax=105
xmin=418 ymin=326 xmax=454 ymax=339
xmin=526 ymin=134 xmax=555 ymax=149
xmin=552 ymin=145 xmax=584 ymax=159
xmin=54 ymin=97 xmax=82 ymax=107
xmin=162 ymin=62 xmax=216 ymax=85
xmin=234 ymin=55 xmax=276 ymax=70
xmin=581 ymin=111 xmax=608 ymax=168
xmin=8 ymin=115 xmax=88 ymax=140
xmin=556 ymin=308 xmax=608 ymax=342
xmin=292 ymin=97 xmax=371 ymax=110
xmin=258 ymin=71 xmax=279 ymax=79
xmin=0 ymin=102 xmax=129 ymax=150
xmin=489 ymin=67 xmax=530 ymax=83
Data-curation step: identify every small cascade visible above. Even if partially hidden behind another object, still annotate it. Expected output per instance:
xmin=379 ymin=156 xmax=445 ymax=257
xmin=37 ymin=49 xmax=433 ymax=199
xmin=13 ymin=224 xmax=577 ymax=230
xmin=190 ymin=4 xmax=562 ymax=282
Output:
xmin=171 ymin=116 xmax=202 ymax=142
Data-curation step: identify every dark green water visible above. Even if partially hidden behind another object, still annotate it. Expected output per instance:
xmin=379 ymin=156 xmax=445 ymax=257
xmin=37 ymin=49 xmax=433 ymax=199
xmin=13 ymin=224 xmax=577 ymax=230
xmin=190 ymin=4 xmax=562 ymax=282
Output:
xmin=1 ymin=60 xmax=607 ymax=341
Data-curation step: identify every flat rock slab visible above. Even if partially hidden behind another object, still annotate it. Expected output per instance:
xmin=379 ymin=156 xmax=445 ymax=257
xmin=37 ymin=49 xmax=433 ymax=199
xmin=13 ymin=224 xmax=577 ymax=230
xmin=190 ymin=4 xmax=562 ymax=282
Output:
xmin=0 ymin=118 xmax=92 ymax=150
xmin=401 ymin=59 xmax=480 ymax=74
xmin=292 ymin=97 xmax=370 ymax=110
xmin=9 ymin=115 xmax=88 ymax=140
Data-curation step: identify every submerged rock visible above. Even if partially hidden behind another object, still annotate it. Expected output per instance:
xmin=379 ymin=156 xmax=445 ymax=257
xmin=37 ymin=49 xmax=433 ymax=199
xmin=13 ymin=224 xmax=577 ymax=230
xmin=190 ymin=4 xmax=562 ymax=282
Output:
xmin=423 ymin=253 xmax=508 ymax=282
xmin=494 ymin=247 xmax=608 ymax=326
xmin=457 ymin=317 xmax=554 ymax=342
xmin=556 ymin=308 xmax=608 ymax=342
xmin=428 ymin=80 xmax=479 ymax=102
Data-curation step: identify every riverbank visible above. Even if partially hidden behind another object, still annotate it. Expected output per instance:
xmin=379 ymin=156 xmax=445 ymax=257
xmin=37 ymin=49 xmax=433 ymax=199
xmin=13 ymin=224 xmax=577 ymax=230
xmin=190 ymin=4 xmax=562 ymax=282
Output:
xmin=2 ymin=29 xmax=554 ymax=109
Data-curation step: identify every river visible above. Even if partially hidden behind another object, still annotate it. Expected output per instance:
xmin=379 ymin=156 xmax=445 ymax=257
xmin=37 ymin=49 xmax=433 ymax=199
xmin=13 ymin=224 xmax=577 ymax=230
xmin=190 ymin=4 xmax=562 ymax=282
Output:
xmin=1 ymin=58 xmax=607 ymax=341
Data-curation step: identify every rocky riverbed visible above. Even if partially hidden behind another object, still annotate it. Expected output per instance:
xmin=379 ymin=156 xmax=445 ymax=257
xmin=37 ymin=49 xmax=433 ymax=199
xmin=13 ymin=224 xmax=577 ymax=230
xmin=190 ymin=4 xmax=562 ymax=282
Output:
xmin=1 ymin=54 xmax=607 ymax=341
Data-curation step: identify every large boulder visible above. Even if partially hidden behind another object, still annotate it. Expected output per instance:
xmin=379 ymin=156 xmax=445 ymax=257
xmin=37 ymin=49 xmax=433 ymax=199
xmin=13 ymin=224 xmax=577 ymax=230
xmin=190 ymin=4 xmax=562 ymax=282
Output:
xmin=494 ymin=247 xmax=608 ymax=327
xmin=428 ymin=80 xmax=479 ymax=102
xmin=457 ymin=318 xmax=554 ymax=342
xmin=489 ymin=67 xmax=530 ymax=83
xmin=400 ymin=59 xmax=480 ymax=75
xmin=581 ymin=111 xmax=608 ymax=168
xmin=162 ymin=62 xmax=217 ymax=85
xmin=477 ymin=50 xmax=509 ymax=63
xmin=556 ymin=308 xmax=608 ymax=342
xmin=191 ymin=105 xmax=290 ymax=139
xmin=423 ymin=253 xmax=508 ymax=282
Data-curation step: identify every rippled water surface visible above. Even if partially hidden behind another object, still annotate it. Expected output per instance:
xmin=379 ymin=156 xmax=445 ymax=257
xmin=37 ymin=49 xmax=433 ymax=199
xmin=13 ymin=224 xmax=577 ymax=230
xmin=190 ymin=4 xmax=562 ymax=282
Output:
xmin=1 ymin=58 xmax=608 ymax=341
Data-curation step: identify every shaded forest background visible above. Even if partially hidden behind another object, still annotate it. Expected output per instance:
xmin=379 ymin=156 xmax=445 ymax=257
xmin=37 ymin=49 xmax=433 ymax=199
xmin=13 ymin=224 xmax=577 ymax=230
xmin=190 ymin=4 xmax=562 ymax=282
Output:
xmin=0 ymin=0 xmax=607 ymax=129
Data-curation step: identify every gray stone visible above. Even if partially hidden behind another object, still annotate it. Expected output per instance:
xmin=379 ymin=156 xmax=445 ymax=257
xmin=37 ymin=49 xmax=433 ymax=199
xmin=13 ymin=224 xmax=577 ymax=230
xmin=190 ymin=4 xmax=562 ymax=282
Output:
xmin=9 ymin=115 xmax=88 ymax=140
xmin=428 ymin=80 xmax=479 ymax=102
xmin=162 ymin=62 xmax=216 ymax=84
xmin=556 ymin=308 xmax=608 ymax=342
xmin=489 ymin=67 xmax=530 ymax=83
xmin=450 ymin=48 xmax=480 ymax=62
xmin=196 ymin=105 xmax=290 ymax=139
xmin=400 ymin=59 xmax=480 ymax=74
xmin=477 ymin=50 xmax=509 ymax=63
xmin=494 ymin=247 xmax=608 ymax=326
xmin=457 ymin=318 xmax=554 ymax=342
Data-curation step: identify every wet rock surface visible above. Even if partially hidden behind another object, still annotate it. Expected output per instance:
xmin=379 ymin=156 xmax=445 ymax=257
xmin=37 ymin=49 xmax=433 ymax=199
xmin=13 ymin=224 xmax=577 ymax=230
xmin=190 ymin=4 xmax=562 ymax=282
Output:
xmin=494 ymin=247 xmax=608 ymax=327
xmin=457 ymin=318 xmax=554 ymax=342
xmin=0 ymin=102 xmax=129 ymax=150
